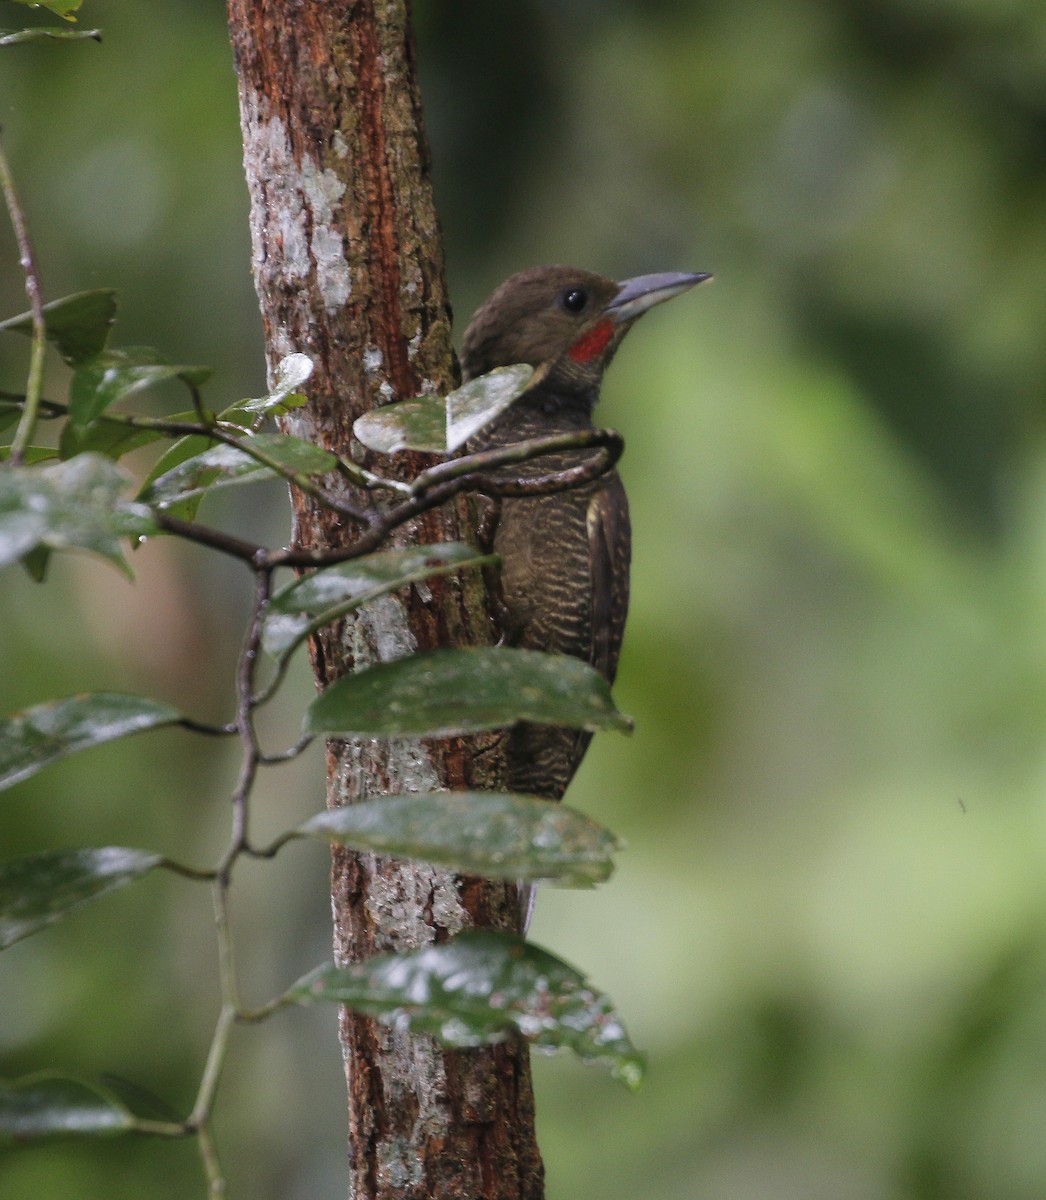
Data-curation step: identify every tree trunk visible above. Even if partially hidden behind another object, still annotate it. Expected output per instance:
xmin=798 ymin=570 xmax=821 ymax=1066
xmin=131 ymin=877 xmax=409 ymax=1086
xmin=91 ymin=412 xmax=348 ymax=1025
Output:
xmin=225 ymin=3 xmax=544 ymax=1196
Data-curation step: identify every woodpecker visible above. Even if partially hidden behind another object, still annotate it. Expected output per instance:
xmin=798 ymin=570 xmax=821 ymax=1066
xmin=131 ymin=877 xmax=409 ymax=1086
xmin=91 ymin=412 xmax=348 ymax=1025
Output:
xmin=461 ymin=265 xmax=710 ymax=803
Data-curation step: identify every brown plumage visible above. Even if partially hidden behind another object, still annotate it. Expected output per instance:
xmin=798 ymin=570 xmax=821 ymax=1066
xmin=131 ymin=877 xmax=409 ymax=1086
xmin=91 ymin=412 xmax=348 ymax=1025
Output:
xmin=461 ymin=265 xmax=710 ymax=802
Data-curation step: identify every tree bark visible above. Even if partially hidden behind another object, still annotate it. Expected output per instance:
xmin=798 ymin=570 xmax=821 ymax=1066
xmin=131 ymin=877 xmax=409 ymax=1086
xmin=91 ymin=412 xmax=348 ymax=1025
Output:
xmin=225 ymin=3 xmax=544 ymax=1196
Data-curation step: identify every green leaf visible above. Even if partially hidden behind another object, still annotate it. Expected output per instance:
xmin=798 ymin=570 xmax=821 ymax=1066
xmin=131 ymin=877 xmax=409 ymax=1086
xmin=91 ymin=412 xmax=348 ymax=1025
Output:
xmin=140 ymin=432 xmax=337 ymax=509
xmin=0 ymin=26 xmax=101 ymax=45
xmin=134 ymin=405 xmax=255 ymax=521
xmin=20 ymin=544 xmax=50 ymax=582
xmin=263 ymin=543 xmax=495 ymax=658
xmin=7 ymin=0 xmax=82 ymax=20
xmin=0 ymin=445 xmax=58 ymax=463
xmin=446 ymin=364 xmax=535 ymax=449
xmin=0 ymin=290 xmax=116 ymax=366
xmin=288 ymin=930 xmax=644 ymax=1087
xmin=0 ymin=453 xmax=157 ymax=575
xmin=0 ymin=693 xmax=182 ymax=791
xmin=59 ymin=416 xmax=162 ymax=462
xmin=353 ymin=364 xmax=534 ymax=456
xmin=305 ymin=646 xmax=634 ymax=739
xmin=0 ymin=848 xmax=163 ymax=949
xmin=294 ymin=792 xmax=619 ymax=885
xmin=0 ymin=1076 xmax=134 ymax=1144
xmin=240 ymin=352 xmax=313 ymax=415
xmin=354 ymin=396 xmax=445 ymax=455
xmin=69 ymin=348 xmax=212 ymax=429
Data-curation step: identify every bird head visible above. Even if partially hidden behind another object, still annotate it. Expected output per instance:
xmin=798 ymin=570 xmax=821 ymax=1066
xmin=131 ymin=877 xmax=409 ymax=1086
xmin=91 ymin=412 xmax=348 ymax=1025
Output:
xmin=460 ymin=265 xmax=711 ymax=394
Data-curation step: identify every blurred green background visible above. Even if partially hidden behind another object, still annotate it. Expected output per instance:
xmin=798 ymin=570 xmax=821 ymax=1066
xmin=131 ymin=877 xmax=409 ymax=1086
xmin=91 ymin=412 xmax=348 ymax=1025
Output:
xmin=3 ymin=0 xmax=1046 ymax=1197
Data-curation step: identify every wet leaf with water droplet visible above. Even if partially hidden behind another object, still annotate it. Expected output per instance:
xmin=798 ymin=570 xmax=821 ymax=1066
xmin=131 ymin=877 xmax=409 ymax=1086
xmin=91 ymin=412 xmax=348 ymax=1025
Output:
xmin=0 ymin=1075 xmax=135 ymax=1143
xmin=0 ymin=454 xmax=156 ymax=575
xmin=304 ymin=647 xmax=633 ymax=738
xmin=263 ymin=544 xmax=495 ymax=659
xmin=140 ymin=432 xmax=336 ymax=509
xmin=133 ymin=404 xmax=256 ymax=521
xmin=445 ymin=364 xmax=534 ymax=449
xmin=0 ymin=692 xmax=183 ymax=790
xmin=69 ymin=348 xmax=211 ymax=429
xmin=352 ymin=364 xmax=533 ymax=455
xmin=0 ymin=289 xmax=116 ymax=366
xmin=287 ymin=930 xmax=644 ymax=1087
xmin=352 ymin=395 xmax=447 ymax=455
xmin=0 ymin=25 xmax=101 ymax=45
xmin=58 ymin=417 xmax=163 ymax=463
xmin=0 ymin=847 xmax=164 ymax=949
xmin=241 ymin=352 xmax=313 ymax=414
xmin=294 ymin=792 xmax=619 ymax=885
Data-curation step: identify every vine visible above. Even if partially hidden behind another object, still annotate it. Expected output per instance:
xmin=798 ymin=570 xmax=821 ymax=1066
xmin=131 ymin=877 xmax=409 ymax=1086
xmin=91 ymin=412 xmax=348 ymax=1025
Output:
xmin=0 ymin=16 xmax=641 ymax=1193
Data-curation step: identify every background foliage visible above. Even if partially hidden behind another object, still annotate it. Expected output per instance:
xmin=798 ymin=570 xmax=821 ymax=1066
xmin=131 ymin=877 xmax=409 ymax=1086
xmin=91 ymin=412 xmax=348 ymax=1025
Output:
xmin=2 ymin=0 xmax=1046 ymax=1197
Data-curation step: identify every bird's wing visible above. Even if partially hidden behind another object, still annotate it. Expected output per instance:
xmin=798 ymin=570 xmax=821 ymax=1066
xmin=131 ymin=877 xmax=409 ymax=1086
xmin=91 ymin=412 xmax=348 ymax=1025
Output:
xmin=586 ymin=475 xmax=631 ymax=684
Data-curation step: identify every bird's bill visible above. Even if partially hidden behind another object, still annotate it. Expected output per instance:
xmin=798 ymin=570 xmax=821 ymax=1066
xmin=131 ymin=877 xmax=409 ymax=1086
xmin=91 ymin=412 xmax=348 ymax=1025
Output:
xmin=607 ymin=271 xmax=712 ymax=323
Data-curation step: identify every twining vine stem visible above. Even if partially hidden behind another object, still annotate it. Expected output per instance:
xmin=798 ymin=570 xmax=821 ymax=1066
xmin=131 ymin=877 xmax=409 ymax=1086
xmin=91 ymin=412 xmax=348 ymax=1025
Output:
xmin=144 ymin=416 xmax=624 ymax=1195
xmin=2 ymin=147 xmax=624 ymax=1191
xmin=152 ymin=425 xmax=625 ymax=570
xmin=0 ymin=133 xmax=46 ymax=466
xmin=181 ymin=566 xmax=276 ymax=1194
xmin=3 ymin=378 xmax=623 ymax=1196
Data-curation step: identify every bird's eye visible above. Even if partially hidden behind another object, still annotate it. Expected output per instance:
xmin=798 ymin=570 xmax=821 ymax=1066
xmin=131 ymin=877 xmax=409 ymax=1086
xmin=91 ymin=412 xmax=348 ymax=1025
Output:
xmin=561 ymin=288 xmax=589 ymax=315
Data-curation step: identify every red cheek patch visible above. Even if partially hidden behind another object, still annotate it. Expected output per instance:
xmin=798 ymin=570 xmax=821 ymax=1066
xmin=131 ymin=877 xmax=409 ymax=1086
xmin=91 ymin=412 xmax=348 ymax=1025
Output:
xmin=569 ymin=319 xmax=615 ymax=363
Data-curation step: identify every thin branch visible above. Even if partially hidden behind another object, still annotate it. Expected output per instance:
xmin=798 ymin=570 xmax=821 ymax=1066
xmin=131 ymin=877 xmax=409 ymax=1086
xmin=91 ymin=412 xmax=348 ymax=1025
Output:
xmin=258 ymin=732 xmax=315 ymax=764
xmin=188 ymin=997 xmax=235 ymax=1197
xmin=183 ymin=378 xmax=212 ymax=427
xmin=335 ymin=454 xmax=412 ymax=495
xmin=268 ymin=475 xmax=470 ymax=568
xmin=127 ymin=1117 xmax=193 ymax=1138
xmin=178 ymin=716 xmax=239 ymax=738
xmin=0 ymin=391 xmax=64 ymax=418
xmin=190 ymin=987 xmax=238 ymax=1127
xmin=246 ymin=827 xmax=298 ymax=861
xmin=236 ymin=990 xmax=297 ymax=1025
xmin=160 ymin=857 xmax=219 ymax=883
xmin=120 ymin=412 xmax=373 ymax=524
xmin=154 ymin=512 xmax=269 ymax=564
xmin=154 ymin=427 xmax=623 ymax=577
xmin=265 ymin=427 xmax=623 ymax=568
xmin=248 ymin=650 xmax=295 ymax=708
xmin=0 ymin=134 xmax=48 ymax=464
xmin=219 ymin=567 xmax=273 ymax=867
xmin=182 ymin=571 xmax=277 ymax=1196
xmin=408 ymin=428 xmax=624 ymax=497
xmin=472 ymin=445 xmax=622 ymax=497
